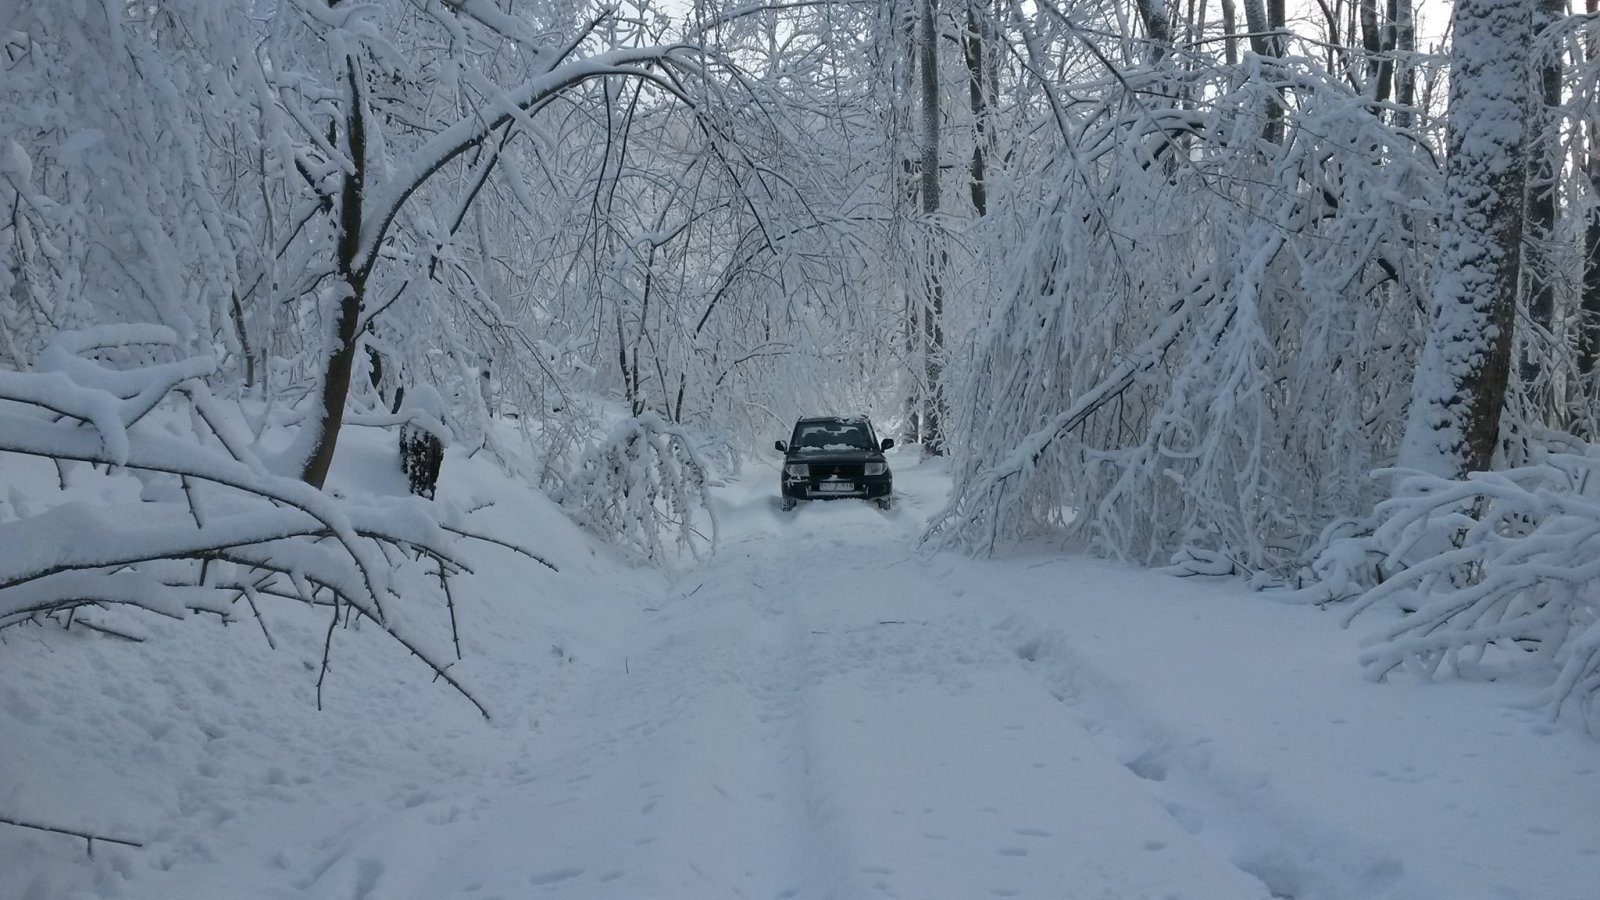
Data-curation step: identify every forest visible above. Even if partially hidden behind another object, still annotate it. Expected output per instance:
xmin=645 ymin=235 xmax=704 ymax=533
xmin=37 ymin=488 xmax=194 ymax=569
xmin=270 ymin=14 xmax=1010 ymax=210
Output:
xmin=3 ymin=0 xmax=1599 ymax=741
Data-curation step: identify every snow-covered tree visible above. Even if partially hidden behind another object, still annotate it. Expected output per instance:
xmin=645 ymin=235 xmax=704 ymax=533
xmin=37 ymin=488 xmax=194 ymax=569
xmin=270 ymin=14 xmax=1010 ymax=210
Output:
xmin=1396 ymin=0 xmax=1531 ymax=479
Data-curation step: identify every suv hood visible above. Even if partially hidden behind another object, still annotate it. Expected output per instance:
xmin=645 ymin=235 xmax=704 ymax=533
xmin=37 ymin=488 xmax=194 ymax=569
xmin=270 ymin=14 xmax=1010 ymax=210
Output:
xmin=788 ymin=449 xmax=885 ymax=464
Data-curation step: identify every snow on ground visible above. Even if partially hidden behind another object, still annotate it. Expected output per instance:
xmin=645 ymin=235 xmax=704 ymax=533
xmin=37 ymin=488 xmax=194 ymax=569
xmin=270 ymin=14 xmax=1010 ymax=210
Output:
xmin=2 ymin=433 xmax=1597 ymax=899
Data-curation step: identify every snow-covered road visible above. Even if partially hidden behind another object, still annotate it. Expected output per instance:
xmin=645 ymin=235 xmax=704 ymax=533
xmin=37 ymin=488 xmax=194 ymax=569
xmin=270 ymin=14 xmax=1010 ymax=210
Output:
xmin=6 ymin=444 xmax=1597 ymax=900
xmin=372 ymin=481 xmax=1271 ymax=900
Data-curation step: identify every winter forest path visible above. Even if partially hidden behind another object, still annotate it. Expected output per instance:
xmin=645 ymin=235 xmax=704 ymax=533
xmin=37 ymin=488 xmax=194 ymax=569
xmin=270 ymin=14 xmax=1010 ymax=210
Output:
xmin=10 ymin=447 xmax=1596 ymax=899
xmin=338 ymin=461 xmax=1275 ymax=900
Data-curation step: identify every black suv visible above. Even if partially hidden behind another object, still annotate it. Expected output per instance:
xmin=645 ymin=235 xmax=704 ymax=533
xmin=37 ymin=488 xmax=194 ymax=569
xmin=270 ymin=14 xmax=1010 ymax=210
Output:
xmin=776 ymin=416 xmax=894 ymax=511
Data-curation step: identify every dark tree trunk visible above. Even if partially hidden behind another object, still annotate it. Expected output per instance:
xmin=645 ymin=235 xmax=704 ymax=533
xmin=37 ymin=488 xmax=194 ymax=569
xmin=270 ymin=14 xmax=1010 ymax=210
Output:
xmin=964 ymin=2 xmax=992 ymax=217
xmin=1220 ymin=0 xmax=1239 ymax=66
xmin=1360 ymin=0 xmax=1396 ymax=103
xmin=1394 ymin=0 xmax=1416 ymax=127
xmin=1581 ymin=159 xmax=1600 ymax=386
xmin=302 ymin=57 xmax=369 ymax=490
xmin=1243 ymin=0 xmax=1285 ymax=142
xmin=1520 ymin=0 xmax=1564 ymax=419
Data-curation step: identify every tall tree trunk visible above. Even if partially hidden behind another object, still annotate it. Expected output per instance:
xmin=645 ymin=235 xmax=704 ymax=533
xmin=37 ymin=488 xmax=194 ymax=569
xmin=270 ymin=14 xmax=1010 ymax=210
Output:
xmin=1243 ymin=0 xmax=1271 ymax=57
xmin=1581 ymin=168 xmax=1600 ymax=387
xmin=302 ymin=57 xmax=370 ymax=489
xmin=1134 ymin=0 xmax=1172 ymax=63
xmin=1267 ymin=0 xmax=1287 ymax=54
xmin=1398 ymin=0 xmax=1532 ymax=477
xmin=1585 ymin=0 xmax=1600 ymax=431
xmin=1220 ymin=0 xmax=1240 ymax=67
xmin=1520 ymin=0 xmax=1564 ymax=419
xmin=1359 ymin=0 xmax=1395 ymax=103
xmin=964 ymin=2 xmax=991 ymax=217
xmin=1243 ymin=0 xmax=1284 ymax=142
xmin=919 ymin=0 xmax=946 ymax=454
xmin=1393 ymin=0 xmax=1416 ymax=127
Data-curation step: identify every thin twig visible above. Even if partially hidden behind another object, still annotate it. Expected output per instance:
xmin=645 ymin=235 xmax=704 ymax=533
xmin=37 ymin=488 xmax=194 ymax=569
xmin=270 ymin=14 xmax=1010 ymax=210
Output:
xmin=438 ymin=559 xmax=461 ymax=660
xmin=180 ymin=475 xmax=203 ymax=528
xmin=73 ymin=620 xmax=146 ymax=642
xmin=237 ymin=583 xmax=276 ymax=651
xmin=439 ymin=523 xmax=557 ymax=571
xmin=316 ymin=602 xmax=338 ymax=712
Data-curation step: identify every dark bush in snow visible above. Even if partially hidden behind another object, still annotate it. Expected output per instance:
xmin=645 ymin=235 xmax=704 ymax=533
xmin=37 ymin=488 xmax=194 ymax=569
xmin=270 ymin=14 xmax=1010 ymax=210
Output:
xmin=401 ymin=423 xmax=446 ymax=499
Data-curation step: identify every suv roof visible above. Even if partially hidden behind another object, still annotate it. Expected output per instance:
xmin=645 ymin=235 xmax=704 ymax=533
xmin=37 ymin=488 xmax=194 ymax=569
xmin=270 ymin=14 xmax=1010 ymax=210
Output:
xmin=796 ymin=415 xmax=869 ymax=424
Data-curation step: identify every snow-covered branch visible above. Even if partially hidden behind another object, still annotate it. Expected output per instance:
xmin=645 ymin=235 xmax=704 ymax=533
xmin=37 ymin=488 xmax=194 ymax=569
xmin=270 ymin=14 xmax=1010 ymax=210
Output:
xmin=0 ymin=328 xmax=550 ymax=717
xmin=556 ymin=413 xmax=717 ymax=564
xmin=1308 ymin=452 xmax=1600 ymax=733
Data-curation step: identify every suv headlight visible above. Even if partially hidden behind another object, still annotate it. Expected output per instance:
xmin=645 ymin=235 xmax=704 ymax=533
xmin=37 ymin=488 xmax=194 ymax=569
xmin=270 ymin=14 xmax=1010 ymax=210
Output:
xmin=784 ymin=463 xmax=810 ymax=477
xmin=864 ymin=462 xmax=887 ymax=476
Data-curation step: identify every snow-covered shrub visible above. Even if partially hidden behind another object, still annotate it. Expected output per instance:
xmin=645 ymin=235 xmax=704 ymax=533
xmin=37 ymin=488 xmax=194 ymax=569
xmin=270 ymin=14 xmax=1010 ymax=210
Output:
xmin=1326 ymin=453 xmax=1600 ymax=733
xmin=0 ymin=327 xmax=543 ymax=716
xmin=557 ymin=413 xmax=717 ymax=564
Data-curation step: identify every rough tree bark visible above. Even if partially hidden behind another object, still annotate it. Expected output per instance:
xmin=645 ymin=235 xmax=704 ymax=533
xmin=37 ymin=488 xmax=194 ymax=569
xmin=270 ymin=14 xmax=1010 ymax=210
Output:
xmin=1397 ymin=0 xmax=1532 ymax=477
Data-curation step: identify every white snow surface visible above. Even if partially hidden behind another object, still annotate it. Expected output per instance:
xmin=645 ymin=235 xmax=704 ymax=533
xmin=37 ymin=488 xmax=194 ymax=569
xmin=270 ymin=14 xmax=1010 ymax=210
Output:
xmin=3 ymin=429 xmax=1596 ymax=900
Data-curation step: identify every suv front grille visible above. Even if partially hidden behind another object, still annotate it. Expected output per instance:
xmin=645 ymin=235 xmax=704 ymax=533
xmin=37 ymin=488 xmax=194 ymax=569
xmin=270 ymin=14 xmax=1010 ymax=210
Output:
xmin=809 ymin=462 xmax=864 ymax=480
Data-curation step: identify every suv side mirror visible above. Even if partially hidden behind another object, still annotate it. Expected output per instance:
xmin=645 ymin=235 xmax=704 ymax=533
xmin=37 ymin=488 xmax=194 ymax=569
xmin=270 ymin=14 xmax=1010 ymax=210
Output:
xmin=775 ymin=440 xmax=787 ymax=452
xmin=880 ymin=438 xmax=895 ymax=451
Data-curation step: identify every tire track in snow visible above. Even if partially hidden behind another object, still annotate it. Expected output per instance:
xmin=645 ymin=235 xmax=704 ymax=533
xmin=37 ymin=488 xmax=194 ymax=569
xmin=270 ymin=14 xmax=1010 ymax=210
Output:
xmin=343 ymin=543 xmax=834 ymax=900
xmin=717 ymin=493 xmax=1273 ymax=900
xmin=987 ymin=607 xmax=1411 ymax=900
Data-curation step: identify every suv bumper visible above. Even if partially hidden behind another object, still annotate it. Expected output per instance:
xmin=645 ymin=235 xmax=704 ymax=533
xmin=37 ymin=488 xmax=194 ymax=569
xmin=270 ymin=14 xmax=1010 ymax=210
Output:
xmin=781 ymin=473 xmax=892 ymax=501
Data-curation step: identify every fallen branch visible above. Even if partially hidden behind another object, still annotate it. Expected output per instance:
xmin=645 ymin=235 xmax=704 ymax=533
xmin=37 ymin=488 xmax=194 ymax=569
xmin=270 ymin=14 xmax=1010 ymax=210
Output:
xmin=0 ymin=814 xmax=144 ymax=856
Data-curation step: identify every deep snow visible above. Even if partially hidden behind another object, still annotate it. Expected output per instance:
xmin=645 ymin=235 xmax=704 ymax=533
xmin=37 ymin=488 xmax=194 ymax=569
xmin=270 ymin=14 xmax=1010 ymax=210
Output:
xmin=2 ymin=429 xmax=1597 ymax=900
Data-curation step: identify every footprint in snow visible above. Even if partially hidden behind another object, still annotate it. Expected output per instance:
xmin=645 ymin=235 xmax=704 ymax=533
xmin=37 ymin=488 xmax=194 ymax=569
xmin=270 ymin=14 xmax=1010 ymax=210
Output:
xmin=528 ymin=867 xmax=583 ymax=886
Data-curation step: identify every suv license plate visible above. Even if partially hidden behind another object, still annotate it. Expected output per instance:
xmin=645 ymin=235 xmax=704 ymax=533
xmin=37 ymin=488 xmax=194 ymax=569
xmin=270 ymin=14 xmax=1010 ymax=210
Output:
xmin=817 ymin=483 xmax=854 ymax=493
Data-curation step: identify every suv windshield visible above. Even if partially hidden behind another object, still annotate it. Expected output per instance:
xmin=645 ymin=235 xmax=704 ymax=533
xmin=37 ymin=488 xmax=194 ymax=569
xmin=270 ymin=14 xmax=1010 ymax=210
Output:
xmin=792 ymin=420 xmax=874 ymax=453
